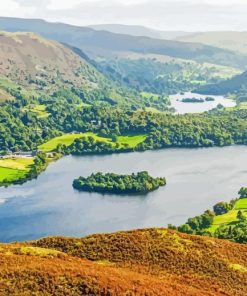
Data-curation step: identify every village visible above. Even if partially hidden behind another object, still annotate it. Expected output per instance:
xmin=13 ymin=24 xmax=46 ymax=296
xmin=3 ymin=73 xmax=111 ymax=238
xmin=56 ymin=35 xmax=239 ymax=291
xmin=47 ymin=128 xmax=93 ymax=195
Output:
xmin=0 ymin=149 xmax=55 ymax=159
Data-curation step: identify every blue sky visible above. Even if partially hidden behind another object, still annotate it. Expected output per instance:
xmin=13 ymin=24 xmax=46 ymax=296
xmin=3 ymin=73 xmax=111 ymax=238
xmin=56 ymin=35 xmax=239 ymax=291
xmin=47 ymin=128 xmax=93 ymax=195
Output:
xmin=1 ymin=0 xmax=247 ymax=31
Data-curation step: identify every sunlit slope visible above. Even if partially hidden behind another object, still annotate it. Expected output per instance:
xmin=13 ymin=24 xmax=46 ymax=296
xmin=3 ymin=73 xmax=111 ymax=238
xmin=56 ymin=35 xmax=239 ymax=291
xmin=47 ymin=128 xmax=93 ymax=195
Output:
xmin=22 ymin=228 xmax=247 ymax=296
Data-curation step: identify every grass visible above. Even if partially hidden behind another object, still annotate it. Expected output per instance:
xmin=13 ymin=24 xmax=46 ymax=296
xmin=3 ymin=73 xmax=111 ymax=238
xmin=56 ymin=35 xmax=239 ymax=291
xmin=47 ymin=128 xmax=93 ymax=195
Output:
xmin=208 ymin=198 xmax=247 ymax=232
xmin=22 ymin=104 xmax=50 ymax=118
xmin=235 ymin=198 xmax=247 ymax=210
xmin=140 ymin=92 xmax=160 ymax=101
xmin=144 ymin=107 xmax=163 ymax=113
xmin=0 ymin=88 xmax=14 ymax=102
xmin=39 ymin=133 xmax=147 ymax=152
xmin=226 ymin=102 xmax=247 ymax=112
xmin=239 ymin=102 xmax=247 ymax=109
xmin=0 ymin=157 xmax=34 ymax=183
xmin=0 ymin=77 xmax=39 ymax=100
xmin=117 ymin=135 xmax=146 ymax=148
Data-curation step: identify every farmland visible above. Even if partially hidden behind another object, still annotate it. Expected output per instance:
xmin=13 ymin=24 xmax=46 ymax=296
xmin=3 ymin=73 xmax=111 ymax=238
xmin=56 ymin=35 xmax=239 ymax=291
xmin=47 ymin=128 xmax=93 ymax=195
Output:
xmin=38 ymin=133 xmax=146 ymax=152
xmin=0 ymin=157 xmax=34 ymax=183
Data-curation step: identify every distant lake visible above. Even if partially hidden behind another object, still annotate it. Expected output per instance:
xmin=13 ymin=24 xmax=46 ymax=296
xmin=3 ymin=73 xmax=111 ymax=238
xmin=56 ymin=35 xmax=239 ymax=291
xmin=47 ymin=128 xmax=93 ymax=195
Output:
xmin=170 ymin=92 xmax=236 ymax=114
xmin=0 ymin=146 xmax=246 ymax=242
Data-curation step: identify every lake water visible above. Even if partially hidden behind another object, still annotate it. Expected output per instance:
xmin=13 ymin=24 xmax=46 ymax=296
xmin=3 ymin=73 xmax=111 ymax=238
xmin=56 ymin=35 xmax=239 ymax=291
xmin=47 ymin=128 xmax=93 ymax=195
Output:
xmin=170 ymin=92 xmax=236 ymax=114
xmin=0 ymin=146 xmax=246 ymax=242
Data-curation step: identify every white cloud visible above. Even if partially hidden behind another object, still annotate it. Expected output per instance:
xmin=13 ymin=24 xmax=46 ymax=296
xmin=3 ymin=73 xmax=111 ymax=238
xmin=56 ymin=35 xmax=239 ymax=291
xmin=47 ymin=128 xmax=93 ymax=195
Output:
xmin=2 ymin=0 xmax=247 ymax=31
xmin=199 ymin=0 xmax=247 ymax=5
xmin=0 ymin=0 xmax=34 ymax=17
xmin=47 ymin=0 xmax=148 ymax=10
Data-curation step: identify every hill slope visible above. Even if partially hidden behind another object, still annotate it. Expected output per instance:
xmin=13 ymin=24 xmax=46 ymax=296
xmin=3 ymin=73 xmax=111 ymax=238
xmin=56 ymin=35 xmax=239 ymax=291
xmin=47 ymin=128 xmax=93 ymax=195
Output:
xmin=196 ymin=70 xmax=247 ymax=95
xmin=0 ymin=31 xmax=102 ymax=93
xmin=0 ymin=228 xmax=245 ymax=295
xmin=0 ymin=31 xmax=141 ymax=107
xmin=0 ymin=17 xmax=246 ymax=69
xmin=89 ymin=24 xmax=191 ymax=40
xmin=177 ymin=31 xmax=247 ymax=55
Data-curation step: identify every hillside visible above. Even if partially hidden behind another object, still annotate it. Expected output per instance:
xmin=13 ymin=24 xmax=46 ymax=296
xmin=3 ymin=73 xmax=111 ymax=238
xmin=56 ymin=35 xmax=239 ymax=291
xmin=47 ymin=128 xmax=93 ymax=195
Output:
xmin=0 ymin=17 xmax=247 ymax=69
xmin=177 ymin=31 xmax=247 ymax=55
xmin=0 ymin=31 xmax=103 ymax=94
xmin=0 ymin=229 xmax=246 ymax=295
xmin=89 ymin=24 xmax=191 ymax=40
xmin=196 ymin=70 xmax=247 ymax=96
xmin=0 ymin=31 xmax=143 ymax=107
xmin=97 ymin=51 xmax=240 ymax=95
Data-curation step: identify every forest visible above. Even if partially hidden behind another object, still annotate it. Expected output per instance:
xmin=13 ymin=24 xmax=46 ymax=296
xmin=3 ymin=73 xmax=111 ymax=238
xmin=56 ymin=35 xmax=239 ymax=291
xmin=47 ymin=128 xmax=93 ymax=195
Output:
xmin=2 ymin=92 xmax=247 ymax=156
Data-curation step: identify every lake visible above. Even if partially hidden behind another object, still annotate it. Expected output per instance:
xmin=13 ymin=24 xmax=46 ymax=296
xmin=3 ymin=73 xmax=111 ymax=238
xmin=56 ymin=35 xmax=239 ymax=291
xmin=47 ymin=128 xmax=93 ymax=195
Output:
xmin=169 ymin=92 xmax=236 ymax=114
xmin=0 ymin=146 xmax=246 ymax=242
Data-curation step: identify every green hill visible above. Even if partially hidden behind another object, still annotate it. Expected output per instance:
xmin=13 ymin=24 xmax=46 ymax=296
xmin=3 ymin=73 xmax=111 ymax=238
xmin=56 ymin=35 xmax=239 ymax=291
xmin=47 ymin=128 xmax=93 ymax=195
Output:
xmin=196 ymin=70 xmax=247 ymax=97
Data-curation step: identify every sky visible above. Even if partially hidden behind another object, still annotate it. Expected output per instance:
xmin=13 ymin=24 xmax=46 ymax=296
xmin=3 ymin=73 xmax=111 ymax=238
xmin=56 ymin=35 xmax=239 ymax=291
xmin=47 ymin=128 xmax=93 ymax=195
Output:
xmin=1 ymin=0 xmax=247 ymax=31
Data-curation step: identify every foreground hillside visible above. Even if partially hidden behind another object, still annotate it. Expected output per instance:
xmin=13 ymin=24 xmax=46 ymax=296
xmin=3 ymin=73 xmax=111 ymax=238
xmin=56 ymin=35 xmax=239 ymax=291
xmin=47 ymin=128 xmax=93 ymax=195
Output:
xmin=0 ymin=229 xmax=246 ymax=295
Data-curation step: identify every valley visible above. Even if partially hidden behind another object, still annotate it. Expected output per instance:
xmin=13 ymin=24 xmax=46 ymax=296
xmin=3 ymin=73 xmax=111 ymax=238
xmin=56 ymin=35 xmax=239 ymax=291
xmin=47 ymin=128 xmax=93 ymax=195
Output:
xmin=0 ymin=12 xmax=247 ymax=295
xmin=0 ymin=146 xmax=246 ymax=242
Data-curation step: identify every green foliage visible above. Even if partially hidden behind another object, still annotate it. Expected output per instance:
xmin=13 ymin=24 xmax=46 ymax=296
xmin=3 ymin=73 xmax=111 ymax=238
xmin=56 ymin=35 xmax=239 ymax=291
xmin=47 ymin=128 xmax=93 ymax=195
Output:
xmin=213 ymin=201 xmax=235 ymax=215
xmin=73 ymin=171 xmax=166 ymax=194
xmin=97 ymin=57 xmax=238 ymax=96
xmin=177 ymin=210 xmax=215 ymax=235
xmin=175 ymin=190 xmax=247 ymax=244
xmin=239 ymin=187 xmax=247 ymax=198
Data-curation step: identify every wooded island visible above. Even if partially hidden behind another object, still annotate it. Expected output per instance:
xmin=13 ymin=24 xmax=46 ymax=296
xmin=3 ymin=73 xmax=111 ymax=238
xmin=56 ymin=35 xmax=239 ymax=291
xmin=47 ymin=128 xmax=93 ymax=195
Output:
xmin=73 ymin=171 xmax=166 ymax=194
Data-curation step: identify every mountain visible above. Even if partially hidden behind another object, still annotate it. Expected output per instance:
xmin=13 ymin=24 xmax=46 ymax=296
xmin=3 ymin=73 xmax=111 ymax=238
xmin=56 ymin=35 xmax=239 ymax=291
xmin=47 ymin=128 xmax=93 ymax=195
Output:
xmin=0 ymin=31 xmax=140 ymax=107
xmin=177 ymin=31 xmax=247 ymax=55
xmin=1 ymin=228 xmax=246 ymax=295
xmin=196 ymin=70 xmax=247 ymax=96
xmin=88 ymin=24 xmax=191 ymax=40
xmin=0 ymin=17 xmax=246 ymax=69
xmin=0 ymin=31 xmax=103 ymax=94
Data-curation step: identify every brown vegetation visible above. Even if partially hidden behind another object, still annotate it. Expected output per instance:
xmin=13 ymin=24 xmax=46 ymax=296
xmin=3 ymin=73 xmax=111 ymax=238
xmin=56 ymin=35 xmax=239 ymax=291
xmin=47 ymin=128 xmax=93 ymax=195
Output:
xmin=0 ymin=229 xmax=246 ymax=295
xmin=0 ymin=31 xmax=99 ymax=93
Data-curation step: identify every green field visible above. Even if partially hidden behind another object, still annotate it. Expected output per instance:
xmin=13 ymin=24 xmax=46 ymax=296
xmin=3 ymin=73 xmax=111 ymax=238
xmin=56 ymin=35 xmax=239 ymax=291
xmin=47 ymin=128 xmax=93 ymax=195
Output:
xmin=39 ymin=133 xmax=146 ymax=152
xmin=235 ymin=198 xmax=247 ymax=209
xmin=22 ymin=104 xmax=50 ymax=118
xmin=144 ymin=107 xmax=163 ymax=114
xmin=117 ymin=135 xmax=146 ymax=148
xmin=140 ymin=92 xmax=160 ymax=100
xmin=0 ymin=158 xmax=34 ymax=183
xmin=208 ymin=198 xmax=247 ymax=232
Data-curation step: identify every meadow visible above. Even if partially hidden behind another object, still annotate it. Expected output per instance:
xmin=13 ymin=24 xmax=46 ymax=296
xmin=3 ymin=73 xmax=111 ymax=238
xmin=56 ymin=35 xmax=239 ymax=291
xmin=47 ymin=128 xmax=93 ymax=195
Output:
xmin=0 ymin=157 xmax=34 ymax=183
xmin=22 ymin=104 xmax=50 ymax=119
xmin=208 ymin=198 xmax=247 ymax=232
xmin=38 ymin=133 xmax=146 ymax=152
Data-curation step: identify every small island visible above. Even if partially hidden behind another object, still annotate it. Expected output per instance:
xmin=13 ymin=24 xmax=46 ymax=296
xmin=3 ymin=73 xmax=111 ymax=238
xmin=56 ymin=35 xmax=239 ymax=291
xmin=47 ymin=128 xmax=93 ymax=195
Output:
xmin=205 ymin=97 xmax=215 ymax=102
xmin=181 ymin=98 xmax=204 ymax=103
xmin=73 ymin=171 xmax=166 ymax=194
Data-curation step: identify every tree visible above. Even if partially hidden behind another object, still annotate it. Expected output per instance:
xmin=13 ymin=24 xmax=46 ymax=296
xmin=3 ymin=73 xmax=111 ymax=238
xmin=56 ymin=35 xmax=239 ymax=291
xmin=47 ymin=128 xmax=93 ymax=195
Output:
xmin=238 ymin=187 xmax=247 ymax=199
xmin=237 ymin=210 xmax=247 ymax=222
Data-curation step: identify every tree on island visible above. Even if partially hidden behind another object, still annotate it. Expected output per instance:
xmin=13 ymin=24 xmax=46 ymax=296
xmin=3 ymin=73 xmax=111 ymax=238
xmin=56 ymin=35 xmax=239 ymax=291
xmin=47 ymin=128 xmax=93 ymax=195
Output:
xmin=73 ymin=171 xmax=166 ymax=194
